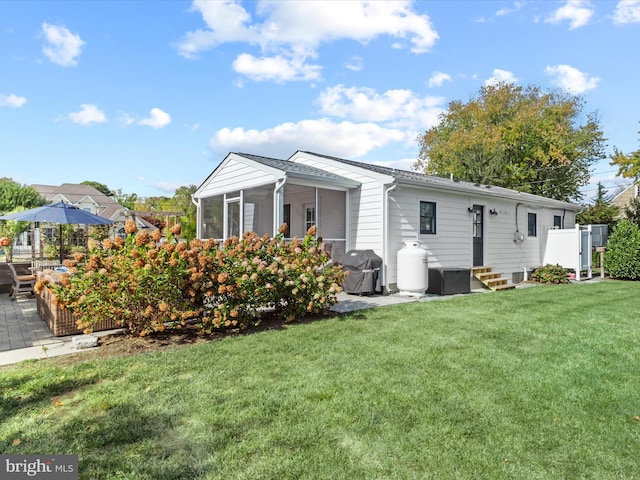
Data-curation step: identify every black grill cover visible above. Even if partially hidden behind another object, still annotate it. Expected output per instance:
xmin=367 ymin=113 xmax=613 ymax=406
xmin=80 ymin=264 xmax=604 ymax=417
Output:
xmin=340 ymin=249 xmax=383 ymax=295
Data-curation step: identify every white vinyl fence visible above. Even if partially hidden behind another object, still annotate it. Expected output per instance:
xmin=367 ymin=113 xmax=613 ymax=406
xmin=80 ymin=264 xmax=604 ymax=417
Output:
xmin=543 ymin=224 xmax=592 ymax=281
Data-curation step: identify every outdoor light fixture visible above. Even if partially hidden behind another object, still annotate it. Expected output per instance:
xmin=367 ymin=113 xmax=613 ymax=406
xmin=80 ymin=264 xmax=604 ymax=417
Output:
xmin=467 ymin=207 xmax=474 ymax=213
xmin=489 ymin=208 xmax=498 ymax=215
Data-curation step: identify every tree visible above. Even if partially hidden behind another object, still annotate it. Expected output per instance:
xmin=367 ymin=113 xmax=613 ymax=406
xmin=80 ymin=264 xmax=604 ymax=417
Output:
xmin=576 ymin=182 xmax=619 ymax=231
xmin=81 ymin=180 xmax=114 ymax=197
xmin=113 ymin=189 xmax=138 ymax=210
xmin=0 ymin=178 xmax=46 ymax=214
xmin=172 ymin=185 xmax=197 ymax=240
xmin=610 ymin=127 xmax=640 ymax=179
xmin=624 ymin=196 xmax=640 ymax=228
xmin=137 ymin=187 xmax=198 ymax=240
xmin=415 ymin=82 xmax=607 ymax=202
xmin=141 ymin=196 xmax=172 ymax=211
xmin=0 ymin=207 xmax=28 ymax=262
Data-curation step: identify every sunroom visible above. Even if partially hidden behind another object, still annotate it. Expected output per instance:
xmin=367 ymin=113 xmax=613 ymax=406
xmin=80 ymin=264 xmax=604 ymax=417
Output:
xmin=194 ymin=153 xmax=360 ymax=261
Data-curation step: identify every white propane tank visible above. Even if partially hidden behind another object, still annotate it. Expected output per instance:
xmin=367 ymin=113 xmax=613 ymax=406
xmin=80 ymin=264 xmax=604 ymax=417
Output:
xmin=397 ymin=241 xmax=428 ymax=294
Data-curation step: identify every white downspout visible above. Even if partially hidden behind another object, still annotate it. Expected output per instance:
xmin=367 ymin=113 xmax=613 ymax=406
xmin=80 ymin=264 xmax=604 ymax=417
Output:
xmin=314 ymin=187 xmax=319 ymax=240
xmin=383 ymin=183 xmax=397 ymax=293
xmin=191 ymin=195 xmax=200 ymax=238
xmin=273 ymin=175 xmax=287 ymax=236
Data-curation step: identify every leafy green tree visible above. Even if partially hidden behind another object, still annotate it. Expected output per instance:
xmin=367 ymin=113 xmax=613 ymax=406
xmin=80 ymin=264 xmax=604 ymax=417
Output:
xmin=141 ymin=196 xmax=172 ymax=211
xmin=415 ymin=82 xmax=607 ymax=202
xmin=113 ymin=189 xmax=138 ymax=210
xmin=624 ymin=196 xmax=640 ymax=228
xmin=0 ymin=178 xmax=46 ymax=214
xmin=0 ymin=207 xmax=28 ymax=262
xmin=81 ymin=180 xmax=114 ymax=197
xmin=172 ymin=185 xmax=197 ymax=240
xmin=133 ymin=188 xmax=198 ymax=239
xmin=610 ymin=128 xmax=640 ymax=179
xmin=576 ymin=182 xmax=619 ymax=231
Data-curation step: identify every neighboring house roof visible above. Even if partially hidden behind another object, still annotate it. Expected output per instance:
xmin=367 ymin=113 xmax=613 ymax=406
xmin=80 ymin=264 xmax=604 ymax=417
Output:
xmin=295 ymin=151 xmax=580 ymax=211
xmin=31 ymin=183 xmax=124 ymax=219
xmin=610 ymin=182 xmax=638 ymax=219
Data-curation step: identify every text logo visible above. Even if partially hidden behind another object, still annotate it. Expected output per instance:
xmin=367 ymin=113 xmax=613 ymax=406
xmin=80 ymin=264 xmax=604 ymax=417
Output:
xmin=1 ymin=455 xmax=78 ymax=479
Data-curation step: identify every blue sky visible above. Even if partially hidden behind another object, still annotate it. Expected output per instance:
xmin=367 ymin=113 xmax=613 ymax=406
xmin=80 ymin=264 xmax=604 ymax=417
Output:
xmin=1 ymin=0 xmax=639 ymax=201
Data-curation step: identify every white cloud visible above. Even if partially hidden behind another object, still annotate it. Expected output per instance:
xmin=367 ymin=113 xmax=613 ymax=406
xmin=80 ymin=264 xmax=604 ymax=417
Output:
xmin=428 ymin=71 xmax=452 ymax=88
xmin=371 ymin=157 xmax=417 ymax=171
xmin=118 ymin=112 xmax=136 ymax=126
xmin=496 ymin=1 xmax=525 ymax=16
xmin=155 ymin=181 xmax=184 ymax=193
xmin=138 ymin=108 xmax=172 ymax=129
xmin=232 ymin=52 xmax=322 ymax=83
xmin=545 ymin=64 xmax=599 ymax=93
xmin=176 ymin=0 xmax=258 ymax=59
xmin=209 ymin=118 xmax=408 ymax=159
xmin=545 ymin=0 xmax=594 ymax=29
xmin=484 ymin=69 xmax=518 ymax=86
xmin=68 ymin=104 xmax=107 ymax=125
xmin=41 ymin=22 xmax=85 ymax=66
xmin=345 ymin=56 xmax=364 ymax=72
xmin=317 ymin=85 xmax=445 ymax=131
xmin=180 ymin=0 xmax=438 ymax=54
xmin=178 ymin=1 xmax=438 ymax=83
xmin=0 ymin=93 xmax=27 ymax=108
xmin=612 ymin=0 xmax=640 ymax=24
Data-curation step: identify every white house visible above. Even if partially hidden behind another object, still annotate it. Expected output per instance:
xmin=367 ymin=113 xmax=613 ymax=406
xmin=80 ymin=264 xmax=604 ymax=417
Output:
xmin=193 ymin=151 xmax=580 ymax=292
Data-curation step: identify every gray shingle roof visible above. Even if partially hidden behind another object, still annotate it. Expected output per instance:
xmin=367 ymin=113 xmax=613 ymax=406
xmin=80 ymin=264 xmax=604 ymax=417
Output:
xmin=236 ymin=152 xmax=360 ymax=188
xmin=298 ymin=151 xmax=579 ymax=210
xmin=31 ymin=183 xmax=125 ymax=219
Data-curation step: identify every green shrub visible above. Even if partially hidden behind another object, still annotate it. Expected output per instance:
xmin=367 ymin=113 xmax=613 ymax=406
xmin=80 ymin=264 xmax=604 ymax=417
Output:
xmin=604 ymin=219 xmax=640 ymax=280
xmin=530 ymin=264 xmax=570 ymax=284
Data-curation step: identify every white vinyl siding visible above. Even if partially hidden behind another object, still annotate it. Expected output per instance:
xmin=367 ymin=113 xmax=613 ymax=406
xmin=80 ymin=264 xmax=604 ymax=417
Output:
xmin=196 ymin=150 xmax=582 ymax=288
xmin=293 ymin=153 xmax=390 ymax=254
xmin=197 ymin=158 xmax=278 ymax=198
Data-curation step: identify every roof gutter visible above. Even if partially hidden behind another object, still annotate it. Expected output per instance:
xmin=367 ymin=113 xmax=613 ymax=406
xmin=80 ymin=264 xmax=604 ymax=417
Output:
xmin=395 ymin=177 xmax=580 ymax=211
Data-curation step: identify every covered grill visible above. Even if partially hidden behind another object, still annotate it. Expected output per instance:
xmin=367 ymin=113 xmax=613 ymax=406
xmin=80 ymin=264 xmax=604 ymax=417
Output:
xmin=340 ymin=249 xmax=383 ymax=295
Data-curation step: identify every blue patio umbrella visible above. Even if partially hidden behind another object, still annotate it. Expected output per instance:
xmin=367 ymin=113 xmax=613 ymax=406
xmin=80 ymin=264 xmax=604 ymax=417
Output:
xmin=0 ymin=202 xmax=113 ymax=262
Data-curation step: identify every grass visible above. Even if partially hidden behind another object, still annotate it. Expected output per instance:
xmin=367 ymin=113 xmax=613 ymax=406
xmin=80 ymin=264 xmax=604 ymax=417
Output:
xmin=2 ymin=281 xmax=640 ymax=479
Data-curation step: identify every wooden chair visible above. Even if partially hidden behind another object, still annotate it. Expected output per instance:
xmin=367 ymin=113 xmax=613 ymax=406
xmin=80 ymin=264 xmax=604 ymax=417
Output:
xmin=8 ymin=263 xmax=36 ymax=300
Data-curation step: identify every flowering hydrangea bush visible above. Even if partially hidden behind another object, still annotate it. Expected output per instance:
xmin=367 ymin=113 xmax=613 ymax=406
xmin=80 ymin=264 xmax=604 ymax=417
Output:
xmin=530 ymin=264 xmax=570 ymax=284
xmin=38 ymin=221 xmax=345 ymax=336
xmin=201 ymin=225 xmax=345 ymax=330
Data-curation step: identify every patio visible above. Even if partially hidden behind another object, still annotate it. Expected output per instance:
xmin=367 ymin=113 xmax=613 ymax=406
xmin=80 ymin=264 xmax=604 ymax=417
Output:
xmin=0 ymin=293 xmax=56 ymax=352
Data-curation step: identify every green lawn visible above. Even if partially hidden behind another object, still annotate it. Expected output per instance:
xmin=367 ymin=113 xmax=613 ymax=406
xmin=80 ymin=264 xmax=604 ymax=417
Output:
xmin=2 ymin=281 xmax=640 ymax=479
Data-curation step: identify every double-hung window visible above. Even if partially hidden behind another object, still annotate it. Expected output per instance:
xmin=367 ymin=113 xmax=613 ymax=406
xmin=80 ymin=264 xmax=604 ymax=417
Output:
xmin=420 ymin=201 xmax=436 ymax=234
